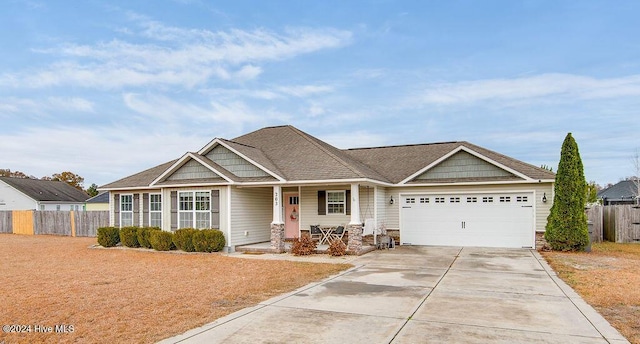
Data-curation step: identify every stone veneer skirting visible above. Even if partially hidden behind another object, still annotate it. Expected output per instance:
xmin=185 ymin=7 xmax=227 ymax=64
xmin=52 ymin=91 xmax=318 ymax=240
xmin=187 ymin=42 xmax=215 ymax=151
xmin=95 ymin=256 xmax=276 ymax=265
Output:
xmin=270 ymin=223 xmax=285 ymax=253
xmin=347 ymin=223 xmax=363 ymax=254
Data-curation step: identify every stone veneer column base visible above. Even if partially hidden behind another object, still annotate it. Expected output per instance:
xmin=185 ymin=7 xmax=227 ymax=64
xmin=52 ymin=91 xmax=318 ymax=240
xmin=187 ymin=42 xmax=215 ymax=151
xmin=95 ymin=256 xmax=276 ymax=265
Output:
xmin=270 ymin=223 xmax=285 ymax=253
xmin=347 ymin=223 xmax=363 ymax=254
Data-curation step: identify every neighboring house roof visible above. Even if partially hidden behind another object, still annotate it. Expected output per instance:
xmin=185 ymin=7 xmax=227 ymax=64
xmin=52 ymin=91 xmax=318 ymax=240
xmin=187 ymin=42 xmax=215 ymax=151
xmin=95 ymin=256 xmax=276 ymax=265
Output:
xmin=86 ymin=192 xmax=109 ymax=204
xmin=598 ymin=180 xmax=639 ymax=200
xmin=100 ymin=125 xmax=555 ymax=190
xmin=0 ymin=177 xmax=89 ymax=202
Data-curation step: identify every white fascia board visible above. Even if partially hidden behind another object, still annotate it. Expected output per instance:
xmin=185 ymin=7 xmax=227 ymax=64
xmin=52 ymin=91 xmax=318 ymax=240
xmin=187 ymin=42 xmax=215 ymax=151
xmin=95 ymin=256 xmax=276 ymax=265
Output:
xmin=235 ymin=178 xmax=394 ymax=188
xmin=214 ymin=140 xmax=286 ymax=182
xmin=399 ymin=146 xmax=532 ymax=185
xmin=149 ymin=152 xmax=234 ymax=186
xmin=397 ymin=179 xmax=553 ymax=187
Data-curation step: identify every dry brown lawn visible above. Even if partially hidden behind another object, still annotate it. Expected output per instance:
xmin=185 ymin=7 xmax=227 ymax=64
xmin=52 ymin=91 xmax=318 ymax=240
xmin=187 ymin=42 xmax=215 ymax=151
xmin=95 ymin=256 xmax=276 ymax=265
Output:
xmin=542 ymin=242 xmax=640 ymax=344
xmin=0 ymin=234 xmax=350 ymax=344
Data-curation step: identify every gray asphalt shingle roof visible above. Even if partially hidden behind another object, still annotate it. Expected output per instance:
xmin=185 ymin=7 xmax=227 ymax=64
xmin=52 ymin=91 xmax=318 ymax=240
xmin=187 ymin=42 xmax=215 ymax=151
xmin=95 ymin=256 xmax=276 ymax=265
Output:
xmin=100 ymin=125 xmax=555 ymax=189
xmin=0 ymin=177 xmax=89 ymax=202
xmin=598 ymin=180 xmax=639 ymax=200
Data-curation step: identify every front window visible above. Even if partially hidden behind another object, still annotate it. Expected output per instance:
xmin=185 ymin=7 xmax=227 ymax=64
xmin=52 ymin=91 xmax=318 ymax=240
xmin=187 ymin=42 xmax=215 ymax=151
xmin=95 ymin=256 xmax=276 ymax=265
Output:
xmin=327 ymin=191 xmax=345 ymax=215
xmin=149 ymin=194 xmax=162 ymax=227
xmin=120 ymin=194 xmax=133 ymax=227
xmin=179 ymin=191 xmax=210 ymax=229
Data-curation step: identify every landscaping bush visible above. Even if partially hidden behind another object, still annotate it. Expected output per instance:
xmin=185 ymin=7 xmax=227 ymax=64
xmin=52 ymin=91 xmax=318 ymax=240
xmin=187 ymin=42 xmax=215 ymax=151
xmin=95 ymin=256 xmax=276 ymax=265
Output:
xmin=173 ymin=228 xmax=198 ymax=252
xmin=150 ymin=230 xmax=175 ymax=251
xmin=290 ymin=234 xmax=317 ymax=256
xmin=545 ymin=133 xmax=590 ymax=251
xmin=192 ymin=229 xmax=226 ymax=253
xmin=137 ymin=227 xmax=161 ymax=249
xmin=119 ymin=226 xmax=140 ymax=248
xmin=327 ymin=238 xmax=347 ymax=256
xmin=97 ymin=227 xmax=120 ymax=247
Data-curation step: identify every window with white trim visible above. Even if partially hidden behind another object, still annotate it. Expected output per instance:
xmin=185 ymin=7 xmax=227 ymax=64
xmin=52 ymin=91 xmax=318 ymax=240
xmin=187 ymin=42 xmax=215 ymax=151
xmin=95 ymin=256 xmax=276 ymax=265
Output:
xmin=120 ymin=194 xmax=133 ymax=227
xmin=179 ymin=191 xmax=211 ymax=229
xmin=499 ymin=196 xmax=511 ymax=203
xmin=405 ymin=197 xmax=416 ymax=204
xmin=435 ymin=197 xmax=445 ymax=203
xmin=327 ymin=191 xmax=346 ymax=214
xmin=467 ymin=197 xmax=477 ymax=203
xmin=450 ymin=197 xmax=460 ymax=203
xmin=516 ymin=196 xmax=528 ymax=202
xmin=419 ymin=197 xmax=429 ymax=203
xmin=149 ymin=194 xmax=162 ymax=227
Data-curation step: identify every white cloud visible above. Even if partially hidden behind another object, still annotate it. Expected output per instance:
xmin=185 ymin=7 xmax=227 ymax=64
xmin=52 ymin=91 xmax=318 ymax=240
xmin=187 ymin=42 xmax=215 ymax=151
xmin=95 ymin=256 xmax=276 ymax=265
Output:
xmin=414 ymin=73 xmax=640 ymax=105
xmin=0 ymin=96 xmax=94 ymax=115
xmin=277 ymin=85 xmax=334 ymax=97
xmin=1 ymin=16 xmax=352 ymax=90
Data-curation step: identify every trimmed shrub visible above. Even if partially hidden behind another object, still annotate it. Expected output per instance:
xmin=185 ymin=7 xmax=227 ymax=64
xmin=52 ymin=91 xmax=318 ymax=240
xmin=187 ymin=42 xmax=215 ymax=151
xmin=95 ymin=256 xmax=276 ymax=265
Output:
xmin=290 ymin=234 xmax=317 ymax=256
xmin=327 ymin=238 xmax=347 ymax=256
xmin=138 ymin=227 xmax=161 ymax=249
xmin=193 ymin=229 xmax=226 ymax=253
xmin=150 ymin=230 xmax=175 ymax=251
xmin=97 ymin=227 xmax=120 ymax=247
xmin=173 ymin=228 xmax=198 ymax=252
xmin=119 ymin=226 xmax=140 ymax=248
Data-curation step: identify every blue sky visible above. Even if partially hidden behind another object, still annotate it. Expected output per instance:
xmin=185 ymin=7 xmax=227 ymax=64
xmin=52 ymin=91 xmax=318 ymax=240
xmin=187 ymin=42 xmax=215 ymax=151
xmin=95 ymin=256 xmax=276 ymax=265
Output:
xmin=1 ymin=0 xmax=638 ymax=187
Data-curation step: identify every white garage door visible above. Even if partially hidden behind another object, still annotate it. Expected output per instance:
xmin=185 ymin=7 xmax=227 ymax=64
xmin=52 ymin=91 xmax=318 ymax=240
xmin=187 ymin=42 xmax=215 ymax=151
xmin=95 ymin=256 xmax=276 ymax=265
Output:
xmin=400 ymin=193 xmax=534 ymax=248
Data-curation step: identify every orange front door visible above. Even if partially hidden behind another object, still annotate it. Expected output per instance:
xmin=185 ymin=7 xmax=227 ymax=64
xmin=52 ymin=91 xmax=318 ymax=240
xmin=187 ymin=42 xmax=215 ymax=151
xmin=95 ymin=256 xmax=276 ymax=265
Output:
xmin=284 ymin=193 xmax=299 ymax=239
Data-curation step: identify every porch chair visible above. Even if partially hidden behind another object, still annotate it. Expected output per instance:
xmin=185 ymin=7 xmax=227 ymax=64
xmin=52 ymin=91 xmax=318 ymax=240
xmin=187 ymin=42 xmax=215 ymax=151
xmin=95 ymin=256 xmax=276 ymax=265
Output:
xmin=329 ymin=225 xmax=345 ymax=242
xmin=309 ymin=225 xmax=323 ymax=242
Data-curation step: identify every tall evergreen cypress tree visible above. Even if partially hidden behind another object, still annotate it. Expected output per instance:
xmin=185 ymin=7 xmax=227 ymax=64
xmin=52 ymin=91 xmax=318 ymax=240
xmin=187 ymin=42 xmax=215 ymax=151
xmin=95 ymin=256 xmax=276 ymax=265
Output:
xmin=545 ymin=133 xmax=589 ymax=251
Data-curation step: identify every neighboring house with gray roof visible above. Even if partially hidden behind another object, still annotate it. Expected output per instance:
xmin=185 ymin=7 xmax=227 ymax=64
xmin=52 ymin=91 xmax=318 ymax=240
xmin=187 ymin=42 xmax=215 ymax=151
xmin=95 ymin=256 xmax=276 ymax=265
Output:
xmin=100 ymin=125 xmax=556 ymax=252
xmin=598 ymin=180 xmax=639 ymax=205
xmin=0 ymin=177 xmax=89 ymax=211
xmin=85 ymin=192 xmax=110 ymax=211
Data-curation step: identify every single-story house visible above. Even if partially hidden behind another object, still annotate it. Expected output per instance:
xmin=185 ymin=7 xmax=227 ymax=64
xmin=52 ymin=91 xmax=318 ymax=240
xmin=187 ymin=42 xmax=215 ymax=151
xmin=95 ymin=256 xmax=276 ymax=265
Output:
xmin=100 ymin=125 xmax=555 ymax=253
xmin=598 ymin=180 xmax=639 ymax=205
xmin=0 ymin=176 xmax=90 ymax=211
xmin=85 ymin=192 xmax=110 ymax=211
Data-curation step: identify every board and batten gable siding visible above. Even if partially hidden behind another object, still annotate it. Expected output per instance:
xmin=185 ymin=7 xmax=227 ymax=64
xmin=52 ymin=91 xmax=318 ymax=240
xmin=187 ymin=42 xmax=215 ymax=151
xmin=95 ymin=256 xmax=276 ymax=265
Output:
xmin=167 ymin=159 xmax=224 ymax=181
xmin=206 ymin=145 xmax=270 ymax=178
xmin=415 ymin=151 xmax=514 ymax=181
xmin=229 ymin=186 xmax=272 ymax=246
xmin=386 ymin=183 xmax=553 ymax=233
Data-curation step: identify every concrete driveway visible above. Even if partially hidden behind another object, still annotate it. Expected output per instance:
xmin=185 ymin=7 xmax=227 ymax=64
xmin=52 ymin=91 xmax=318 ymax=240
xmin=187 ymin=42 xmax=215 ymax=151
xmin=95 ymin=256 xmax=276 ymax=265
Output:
xmin=159 ymin=246 xmax=628 ymax=344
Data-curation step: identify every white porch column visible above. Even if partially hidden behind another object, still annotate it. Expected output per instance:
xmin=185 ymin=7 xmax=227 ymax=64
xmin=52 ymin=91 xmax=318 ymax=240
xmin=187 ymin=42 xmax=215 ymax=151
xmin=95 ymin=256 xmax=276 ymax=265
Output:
xmin=271 ymin=185 xmax=283 ymax=224
xmin=349 ymin=183 xmax=360 ymax=225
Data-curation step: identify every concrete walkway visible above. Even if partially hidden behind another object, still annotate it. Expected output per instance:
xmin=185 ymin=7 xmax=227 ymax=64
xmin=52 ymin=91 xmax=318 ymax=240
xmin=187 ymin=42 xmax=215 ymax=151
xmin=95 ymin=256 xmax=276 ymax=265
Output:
xmin=159 ymin=246 xmax=629 ymax=343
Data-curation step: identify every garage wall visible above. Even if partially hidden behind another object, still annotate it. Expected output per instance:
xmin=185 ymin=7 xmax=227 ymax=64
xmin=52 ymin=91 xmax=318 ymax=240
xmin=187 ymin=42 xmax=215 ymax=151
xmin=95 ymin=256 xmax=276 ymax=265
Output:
xmin=385 ymin=183 xmax=553 ymax=233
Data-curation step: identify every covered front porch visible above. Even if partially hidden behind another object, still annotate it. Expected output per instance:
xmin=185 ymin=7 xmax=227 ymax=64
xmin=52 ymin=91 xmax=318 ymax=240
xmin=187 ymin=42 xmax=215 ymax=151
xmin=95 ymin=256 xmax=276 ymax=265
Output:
xmin=268 ymin=183 xmax=375 ymax=254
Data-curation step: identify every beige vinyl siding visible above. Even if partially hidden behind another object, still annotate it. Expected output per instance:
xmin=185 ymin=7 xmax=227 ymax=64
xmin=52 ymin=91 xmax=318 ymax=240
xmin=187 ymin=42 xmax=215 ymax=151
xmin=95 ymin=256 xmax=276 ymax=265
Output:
xmin=300 ymin=185 xmax=350 ymax=230
xmin=387 ymin=182 xmax=553 ymax=233
xmin=376 ymin=187 xmax=388 ymax=229
xmin=229 ymin=186 xmax=272 ymax=246
xmin=358 ymin=185 xmax=376 ymax=223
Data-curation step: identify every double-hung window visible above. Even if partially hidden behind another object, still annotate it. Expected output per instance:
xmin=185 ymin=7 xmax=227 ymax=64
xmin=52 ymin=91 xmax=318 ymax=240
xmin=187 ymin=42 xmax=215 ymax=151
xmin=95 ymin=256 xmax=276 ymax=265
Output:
xmin=120 ymin=194 xmax=133 ymax=227
xmin=179 ymin=191 xmax=211 ymax=229
xmin=326 ymin=191 xmax=346 ymax=215
xmin=149 ymin=194 xmax=162 ymax=227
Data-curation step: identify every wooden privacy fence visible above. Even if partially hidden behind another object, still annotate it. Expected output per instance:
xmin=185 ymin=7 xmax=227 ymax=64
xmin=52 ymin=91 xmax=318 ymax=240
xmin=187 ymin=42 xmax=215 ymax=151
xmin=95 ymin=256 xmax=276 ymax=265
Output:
xmin=0 ymin=210 xmax=108 ymax=237
xmin=585 ymin=206 xmax=603 ymax=243
xmin=587 ymin=205 xmax=640 ymax=243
